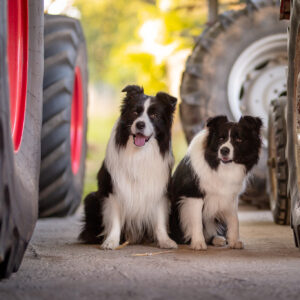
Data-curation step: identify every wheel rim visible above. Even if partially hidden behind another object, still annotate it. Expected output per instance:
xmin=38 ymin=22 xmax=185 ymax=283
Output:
xmin=227 ymin=34 xmax=287 ymax=147
xmin=70 ymin=67 xmax=83 ymax=174
xmin=7 ymin=0 xmax=28 ymax=152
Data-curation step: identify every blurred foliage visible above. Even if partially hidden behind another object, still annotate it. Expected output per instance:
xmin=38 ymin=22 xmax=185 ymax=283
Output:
xmin=74 ymin=0 xmax=207 ymax=92
xmin=83 ymin=115 xmax=116 ymax=197
xmin=69 ymin=0 xmax=244 ymax=197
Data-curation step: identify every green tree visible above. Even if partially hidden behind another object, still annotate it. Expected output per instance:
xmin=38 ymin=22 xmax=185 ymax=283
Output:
xmin=74 ymin=0 xmax=207 ymax=92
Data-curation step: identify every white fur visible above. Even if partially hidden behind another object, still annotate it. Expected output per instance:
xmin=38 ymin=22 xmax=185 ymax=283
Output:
xmin=211 ymin=235 xmax=226 ymax=247
xmin=179 ymin=197 xmax=207 ymax=250
xmin=180 ymin=129 xmax=247 ymax=249
xmin=218 ymin=132 xmax=234 ymax=161
xmin=131 ymin=98 xmax=154 ymax=138
xmin=101 ymin=121 xmax=176 ymax=249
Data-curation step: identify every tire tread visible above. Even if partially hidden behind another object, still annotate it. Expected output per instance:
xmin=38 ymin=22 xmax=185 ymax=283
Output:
xmin=268 ymin=98 xmax=290 ymax=225
xmin=39 ymin=14 xmax=87 ymax=218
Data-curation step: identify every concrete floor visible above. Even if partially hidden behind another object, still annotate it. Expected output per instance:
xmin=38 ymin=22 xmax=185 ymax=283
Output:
xmin=1 ymin=207 xmax=300 ymax=300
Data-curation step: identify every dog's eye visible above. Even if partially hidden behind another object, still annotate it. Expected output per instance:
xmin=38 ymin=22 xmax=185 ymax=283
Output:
xmin=236 ymin=138 xmax=242 ymax=143
xmin=133 ymin=111 xmax=138 ymax=116
xmin=150 ymin=113 xmax=158 ymax=119
xmin=219 ymin=137 xmax=225 ymax=141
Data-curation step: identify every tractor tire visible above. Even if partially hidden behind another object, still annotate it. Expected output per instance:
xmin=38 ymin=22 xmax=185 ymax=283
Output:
xmin=267 ymin=98 xmax=290 ymax=225
xmin=180 ymin=0 xmax=288 ymax=206
xmin=286 ymin=0 xmax=300 ymax=248
xmin=0 ymin=0 xmax=43 ymax=279
xmin=39 ymin=15 xmax=88 ymax=218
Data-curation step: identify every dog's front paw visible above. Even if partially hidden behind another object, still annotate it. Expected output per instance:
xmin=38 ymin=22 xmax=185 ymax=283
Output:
xmin=101 ymin=239 xmax=119 ymax=250
xmin=228 ymin=240 xmax=244 ymax=249
xmin=158 ymin=238 xmax=178 ymax=249
xmin=212 ymin=235 xmax=226 ymax=247
xmin=190 ymin=240 xmax=207 ymax=251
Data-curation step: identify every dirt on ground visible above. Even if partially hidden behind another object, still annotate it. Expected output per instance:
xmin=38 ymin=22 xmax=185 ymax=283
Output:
xmin=1 ymin=206 xmax=300 ymax=300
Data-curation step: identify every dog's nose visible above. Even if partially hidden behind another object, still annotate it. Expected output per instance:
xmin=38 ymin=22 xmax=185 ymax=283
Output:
xmin=220 ymin=147 xmax=230 ymax=156
xmin=136 ymin=121 xmax=145 ymax=130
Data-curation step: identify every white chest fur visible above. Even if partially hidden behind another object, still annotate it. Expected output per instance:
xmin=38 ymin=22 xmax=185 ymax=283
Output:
xmin=105 ymin=125 xmax=173 ymax=224
xmin=188 ymin=130 xmax=246 ymax=220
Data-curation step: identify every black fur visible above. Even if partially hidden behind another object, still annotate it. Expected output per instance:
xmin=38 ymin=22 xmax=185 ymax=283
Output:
xmin=115 ymin=85 xmax=148 ymax=148
xmin=79 ymin=85 xmax=177 ymax=244
xmin=78 ymin=162 xmax=112 ymax=244
xmin=171 ymin=156 xmax=205 ymax=200
xmin=169 ymin=115 xmax=262 ymax=244
xmin=204 ymin=115 xmax=229 ymax=169
xmin=205 ymin=115 xmax=262 ymax=172
xmin=169 ymin=156 xmax=205 ymax=244
xmin=116 ymin=85 xmax=177 ymax=156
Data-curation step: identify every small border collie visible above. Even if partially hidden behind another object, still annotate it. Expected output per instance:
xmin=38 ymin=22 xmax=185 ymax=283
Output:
xmin=169 ymin=115 xmax=262 ymax=250
xmin=79 ymin=85 xmax=178 ymax=250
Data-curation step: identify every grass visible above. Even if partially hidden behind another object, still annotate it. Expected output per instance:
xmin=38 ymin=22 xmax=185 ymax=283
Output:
xmin=83 ymin=111 xmax=188 ymax=198
xmin=83 ymin=114 xmax=116 ymax=198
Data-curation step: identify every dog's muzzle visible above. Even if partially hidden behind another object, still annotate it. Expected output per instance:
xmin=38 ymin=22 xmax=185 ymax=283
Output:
xmin=133 ymin=133 xmax=151 ymax=147
xmin=219 ymin=146 xmax=233 ymax=164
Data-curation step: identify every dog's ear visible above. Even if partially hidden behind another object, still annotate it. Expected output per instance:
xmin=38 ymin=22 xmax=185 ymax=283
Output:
xmin=122 ymin=85 xmax=144 ymax=100
xmin=156 ymin=92 xmax=177 ymax=112
xmin=206 ymin=115 xmax=228 ymax=128
xmin=239 ymin=115 xmax=262 ymax=133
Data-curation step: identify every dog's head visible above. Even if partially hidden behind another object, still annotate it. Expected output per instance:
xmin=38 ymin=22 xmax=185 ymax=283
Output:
xmin=204 ymin=115 xmax=262 ymax=171
xmin=116 ymin=85 xmax=177 ymax=153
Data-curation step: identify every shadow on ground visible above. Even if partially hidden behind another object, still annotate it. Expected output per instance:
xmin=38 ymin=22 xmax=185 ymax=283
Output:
xmin=1 ymin=207 xmax=300 ymax=300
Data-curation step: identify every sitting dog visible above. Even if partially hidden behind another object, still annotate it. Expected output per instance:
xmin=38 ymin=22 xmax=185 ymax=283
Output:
xmin=79 ymin=85 xmax=178 ymax=250
xmin=169 ymin=115 xmax=262 ymax=250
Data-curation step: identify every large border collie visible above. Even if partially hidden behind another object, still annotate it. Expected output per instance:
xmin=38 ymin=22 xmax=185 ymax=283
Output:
xmin=169 ymin=115 xmax=262 ymax=250
xmin=79 ymin=85 xmax=178 ymax=250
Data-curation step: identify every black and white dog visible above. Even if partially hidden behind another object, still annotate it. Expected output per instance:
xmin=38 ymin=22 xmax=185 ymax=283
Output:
xmin=169 ymin=115 xmax=262 ymax=250
xmin=79 ymin=85 xmax=178 ymax=250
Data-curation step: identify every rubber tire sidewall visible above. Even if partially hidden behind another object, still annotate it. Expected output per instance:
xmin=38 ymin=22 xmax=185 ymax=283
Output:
xmin=180 ymin=3 xmax=288 ymax=199
xmin=287 ymin=0 xmax=300 ymax=245
xmin=14 ymin=0 xmax=43 ymax=238
xmin=267 ymin=99 xmax=289 ymax=225
xmin=39 ymin=15 xmax=88 ymax=217
xmin=0 ymin=0 xmax=43 ymax=277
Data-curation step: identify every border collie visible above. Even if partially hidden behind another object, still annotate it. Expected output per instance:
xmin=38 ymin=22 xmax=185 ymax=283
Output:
xmin=169 ymin=115 xmax=262 ymax=250
xmin=79 ymin=85 xmax=178 ymax=250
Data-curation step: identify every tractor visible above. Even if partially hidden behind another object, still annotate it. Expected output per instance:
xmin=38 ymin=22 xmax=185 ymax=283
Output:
xmin=1 ymin=0 xmax=300 ymax=280
xmin=0 ymin=0 xmax=88 ymax=278
xmin=180 ymin=0 xmax=300 ymax=246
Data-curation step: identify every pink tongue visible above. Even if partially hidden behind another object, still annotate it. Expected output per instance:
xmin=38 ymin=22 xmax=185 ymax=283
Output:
xmin=134 ymin=134 xmax=146 ymax=147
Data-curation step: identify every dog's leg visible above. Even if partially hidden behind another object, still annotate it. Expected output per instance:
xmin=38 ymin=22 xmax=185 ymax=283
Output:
xmin=101 ymin=195 xmax=122 ymax=250
xmin=224 ymin=210 xmax=244 ymax=249
xmin=155 ymin=199 xmax=178 ymax=249
xmin=180 ymin=197 xmax=207 ymax=250
xmin=211 ymin=235 xmax=226 ymax=247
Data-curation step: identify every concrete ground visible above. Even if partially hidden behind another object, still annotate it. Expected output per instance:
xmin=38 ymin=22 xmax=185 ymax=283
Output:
xmin=1 ymin=206 xmax=300 ymax=300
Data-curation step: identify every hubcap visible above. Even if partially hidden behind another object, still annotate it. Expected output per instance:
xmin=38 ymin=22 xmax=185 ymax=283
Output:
xmin=228 ymin=34 xmax=287 ymax=146
xmin=70 ymin=67 xmax=83 ymax=174
xmin=7 ymin=0 xmax=28 ymax=152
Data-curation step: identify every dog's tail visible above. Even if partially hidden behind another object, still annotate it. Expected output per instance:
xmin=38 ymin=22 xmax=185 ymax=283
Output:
xmin=169 ymin=202 xmax=186 ymax=244
xmin=78 ymin=192 xmax=103 ymax=244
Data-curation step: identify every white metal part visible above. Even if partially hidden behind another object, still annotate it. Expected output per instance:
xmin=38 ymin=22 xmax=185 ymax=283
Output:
xmin=227 ymin=34 xmax=287 ymax=146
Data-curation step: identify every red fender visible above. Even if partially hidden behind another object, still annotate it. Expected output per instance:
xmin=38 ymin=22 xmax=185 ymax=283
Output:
xmin=280 ymin=0 xmax=291 ymax=19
